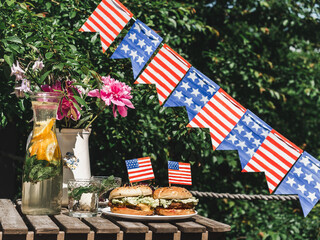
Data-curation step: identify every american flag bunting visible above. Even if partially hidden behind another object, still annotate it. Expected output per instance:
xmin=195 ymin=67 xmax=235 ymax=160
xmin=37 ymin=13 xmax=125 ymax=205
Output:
xmin=168 ymin=161 xmax=192 ymax=185
xmin=242 ymin=129 xmax=303 ymax=193
xmin=217 ymin=110 xmax=272 ymax=169
xmin=79 ymin=0 xmax=133 ymax=52
xmin=111 ymin=19 xmax=162 ymax=78
xmin=187 ymin=88 xmax=246 ymax=150
xmin=125 ymin=157 xmax=155 ymax=183
xmin=135 ymin=44 xmax=191 ymax=105
xmin=274 ymin=152 xmax=320 ymax=217
xmin=164 ymin=67 xmax=220 ymax=121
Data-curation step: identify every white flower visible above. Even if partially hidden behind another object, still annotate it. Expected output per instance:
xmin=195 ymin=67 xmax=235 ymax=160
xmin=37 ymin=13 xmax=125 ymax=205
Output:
xmin=11 ymin=61 xmax=25 ymax=80
xmin=15 ymin=79 xmax=31 ymax=93
xmin=32 ymin=60 xmax=44 ymax=71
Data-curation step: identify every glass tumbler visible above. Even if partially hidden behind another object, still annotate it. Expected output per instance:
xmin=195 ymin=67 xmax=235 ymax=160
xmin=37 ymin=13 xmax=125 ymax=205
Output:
xmin=91 ymin=176 xmax=121 ymax=209
xmin=68 ymin=179 xmax=100 ymax=217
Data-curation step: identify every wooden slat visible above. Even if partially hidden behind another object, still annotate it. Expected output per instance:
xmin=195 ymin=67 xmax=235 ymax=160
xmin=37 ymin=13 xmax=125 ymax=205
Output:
xmin=145 ymin=230 xmax=152 ymax=240
xmin=0 ymin=199 xmax=28 ymax=234
xmin=26 ymin=231 xmax=34 ymax=240
xmin=53 ymin=214 xmax=90 ymax=234
xmin=148 ymin=222 xmax=178 ymax=233
xmin=173 ymin=231 xmax=181 ymax=240
xmin=114 ymin=220 xmax=149 ymax=233
xmin=26 ymin=215 xmax=59 ymax=234
xmin=82 ymin=216 xmax=120 ymax=234
xmin=174 ymin=221 xmax=206 ymax=233
xmin=192 ymin=215 xmax=231 ymax=232
xmin=117 ymin=231 xmax=124 ymax=240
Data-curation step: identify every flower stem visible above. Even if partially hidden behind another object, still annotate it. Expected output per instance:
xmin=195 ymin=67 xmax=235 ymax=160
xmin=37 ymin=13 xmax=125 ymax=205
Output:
xmin=84 ymin=104 xmax=108 ymax=130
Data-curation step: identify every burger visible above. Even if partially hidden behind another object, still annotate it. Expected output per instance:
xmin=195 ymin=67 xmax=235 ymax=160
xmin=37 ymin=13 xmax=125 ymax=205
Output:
xmin=108 ymin=185 xmax=159 ymax=215
xmin=153 ymin=186 xmax=199 ymax=216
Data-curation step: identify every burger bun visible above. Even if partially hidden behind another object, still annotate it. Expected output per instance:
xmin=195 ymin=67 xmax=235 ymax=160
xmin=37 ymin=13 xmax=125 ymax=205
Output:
xmin=153 ymin=186 xmax=192 ymax=200
xmin=111 ymin=207 xmax=154 ymax=216
xmin=109 ymin=185 xmax=152 ymax=200
xmin=155 ymin=208 xmax=195 ymax=216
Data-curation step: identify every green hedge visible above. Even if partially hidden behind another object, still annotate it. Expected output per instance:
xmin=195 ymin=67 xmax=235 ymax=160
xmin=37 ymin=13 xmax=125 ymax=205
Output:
xmin=1 ymin=0 xmax=320 ymax=239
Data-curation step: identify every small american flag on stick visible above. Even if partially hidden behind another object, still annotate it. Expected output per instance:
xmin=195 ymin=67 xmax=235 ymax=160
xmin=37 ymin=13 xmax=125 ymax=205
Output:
xmin=168 ymin=161 xmax=192 ymax=185
xmin=125 ymin=157 xmax=155 ymax=183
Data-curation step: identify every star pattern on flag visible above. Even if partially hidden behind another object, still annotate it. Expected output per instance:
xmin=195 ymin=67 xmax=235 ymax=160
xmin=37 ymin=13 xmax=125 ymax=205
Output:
xmin=79 ymin=0 xmax=133 ymax=52
xmin=164 ymin=67 xmax=220 ymax=121
xmin=217 ymin=110 xmax=272 ymax=169
xmin=187 ymin=88 xmax=247 ymax=150
xmin=111 ymin=19 xmax=163 ymax=78
xmin=274 ymin=152 xmax=320 ymax=217
xmin=135 ymin=44 xmax=191 ymax=105
xmin=125 ymin=157 xmax=155 ymax=183
xmin=168 ymin=161 xmax=192 ymax=185
xmin=242 ymin=129 xmax=303 ymax=193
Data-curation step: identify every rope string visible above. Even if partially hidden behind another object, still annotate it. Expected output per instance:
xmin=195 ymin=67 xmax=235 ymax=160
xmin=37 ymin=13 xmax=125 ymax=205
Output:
xmin=190 ymin=191 xmax=299 ymax=201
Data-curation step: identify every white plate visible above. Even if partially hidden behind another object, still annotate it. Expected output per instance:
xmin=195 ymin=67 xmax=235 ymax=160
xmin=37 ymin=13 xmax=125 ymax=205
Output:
xmin=101 ymin=207 xmax=197 ymax=220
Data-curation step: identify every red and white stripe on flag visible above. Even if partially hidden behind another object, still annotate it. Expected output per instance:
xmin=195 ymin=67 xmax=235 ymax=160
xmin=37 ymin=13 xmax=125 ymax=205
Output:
xmin=168 ymin=161 xmax=192 ymax=185
xmin=135 ymin=44 xmax=191 ymax=105
xmin=79 ymin=0 xmax=133 ymax=52
xmin=187 ymin=88 xmax=246 ymax=150
xmin=242 ymin=129 xmax=303 ymax=193
xmin=126 ymin=157 xmax=155 ymax=183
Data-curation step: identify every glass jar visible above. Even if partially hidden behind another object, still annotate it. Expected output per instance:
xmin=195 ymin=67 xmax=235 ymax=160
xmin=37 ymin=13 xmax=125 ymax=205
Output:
xmin=22 ymin=92 xmax=63 ymax=215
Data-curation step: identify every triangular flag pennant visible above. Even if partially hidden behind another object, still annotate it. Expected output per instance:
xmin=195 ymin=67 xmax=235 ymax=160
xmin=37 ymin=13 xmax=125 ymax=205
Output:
xmin=163 ymin=67 xmax=220 ymax=121
xmin=125 ymin=157 xmax=155 ymax=183
xmin=79 ymin=0 xmax=133 ymax=52
xmin=217 ymin=110 xmax=272 ymax=169
xmin=242 ymin=129 xmax=303 ymax=193
xmin=135 ymin=44 xmax=191 ymax=105
xmin=111 ymin=19 xmax=163 ymax=78
xmin=274 ymin=152 xmax=320 ymax=217
xmin=168 ymin=161 xmax=192 ymax=185
xmin=187 ymin=88 xmax=246 ymax=150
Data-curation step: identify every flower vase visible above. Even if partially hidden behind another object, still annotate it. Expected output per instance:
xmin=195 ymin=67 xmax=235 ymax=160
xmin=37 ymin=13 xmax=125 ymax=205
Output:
xmin=56 ymin=128 xmax=91 ymax=206
xmin=22 ymin=92 xmax=63 ymax=215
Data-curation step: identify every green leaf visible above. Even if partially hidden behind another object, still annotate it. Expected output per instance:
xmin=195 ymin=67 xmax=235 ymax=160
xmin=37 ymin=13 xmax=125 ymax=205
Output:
xmin=39 ymin=70 xmax=51 ymax=83
xmin=69 ymin=11 xmax=76 ymax=19
xmin=73 ymin=95 xmax=88 ymax=108
xmin=6 ymin=35 xmax=22 ymax=44
xmin=5 ymin=0 xmax=15 ymax=6
xmin=45 ymin=52 xmax=54 ymax=59
xmin=4 ymin=54 xmax=13 ymax=66
xmin=53 ymin=63 xmax=64 ymax=71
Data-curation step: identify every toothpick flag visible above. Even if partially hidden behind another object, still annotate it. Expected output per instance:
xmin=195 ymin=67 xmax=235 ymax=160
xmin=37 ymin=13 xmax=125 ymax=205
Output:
xmin=79 ymin=0 xmax=133 ymax=52
xmin=168 ymin=161 xmax=192 ymax=185
xmin=242 ymin=129 xmax=303 ymax=193
xmin=274 ymin=152 xmax=320 ymax=217
xmin=111 ymin=20 xmax=163 ymax=78
xmin=135 ymin=44 xmax=191 ymax=105
xmin=187 ymin=88 xmax=246 ymax=150
xmin=217 ymin=110 xmax=272 ymax=169
xmin=164 ymin=67 xmax=220 ymax=121
xmin=125 ymin=157 xmax=155 ymax=183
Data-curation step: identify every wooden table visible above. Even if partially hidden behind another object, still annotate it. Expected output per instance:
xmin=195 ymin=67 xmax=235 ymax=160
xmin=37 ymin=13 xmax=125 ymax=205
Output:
xmin=0 ymin=199 xmax=230 ymax=240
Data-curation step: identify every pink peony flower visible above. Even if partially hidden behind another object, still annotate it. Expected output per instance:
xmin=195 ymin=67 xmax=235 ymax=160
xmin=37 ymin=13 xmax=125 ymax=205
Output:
xmin=88 ymin=76 xmax=134 ymax=117
xmin=42 ymin=80 xmax=81 ymax=121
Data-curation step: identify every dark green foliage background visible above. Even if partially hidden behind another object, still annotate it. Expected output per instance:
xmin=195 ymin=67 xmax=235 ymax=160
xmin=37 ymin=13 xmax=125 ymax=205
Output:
xmin=1 ymin=0 xmax=320 ymax=238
